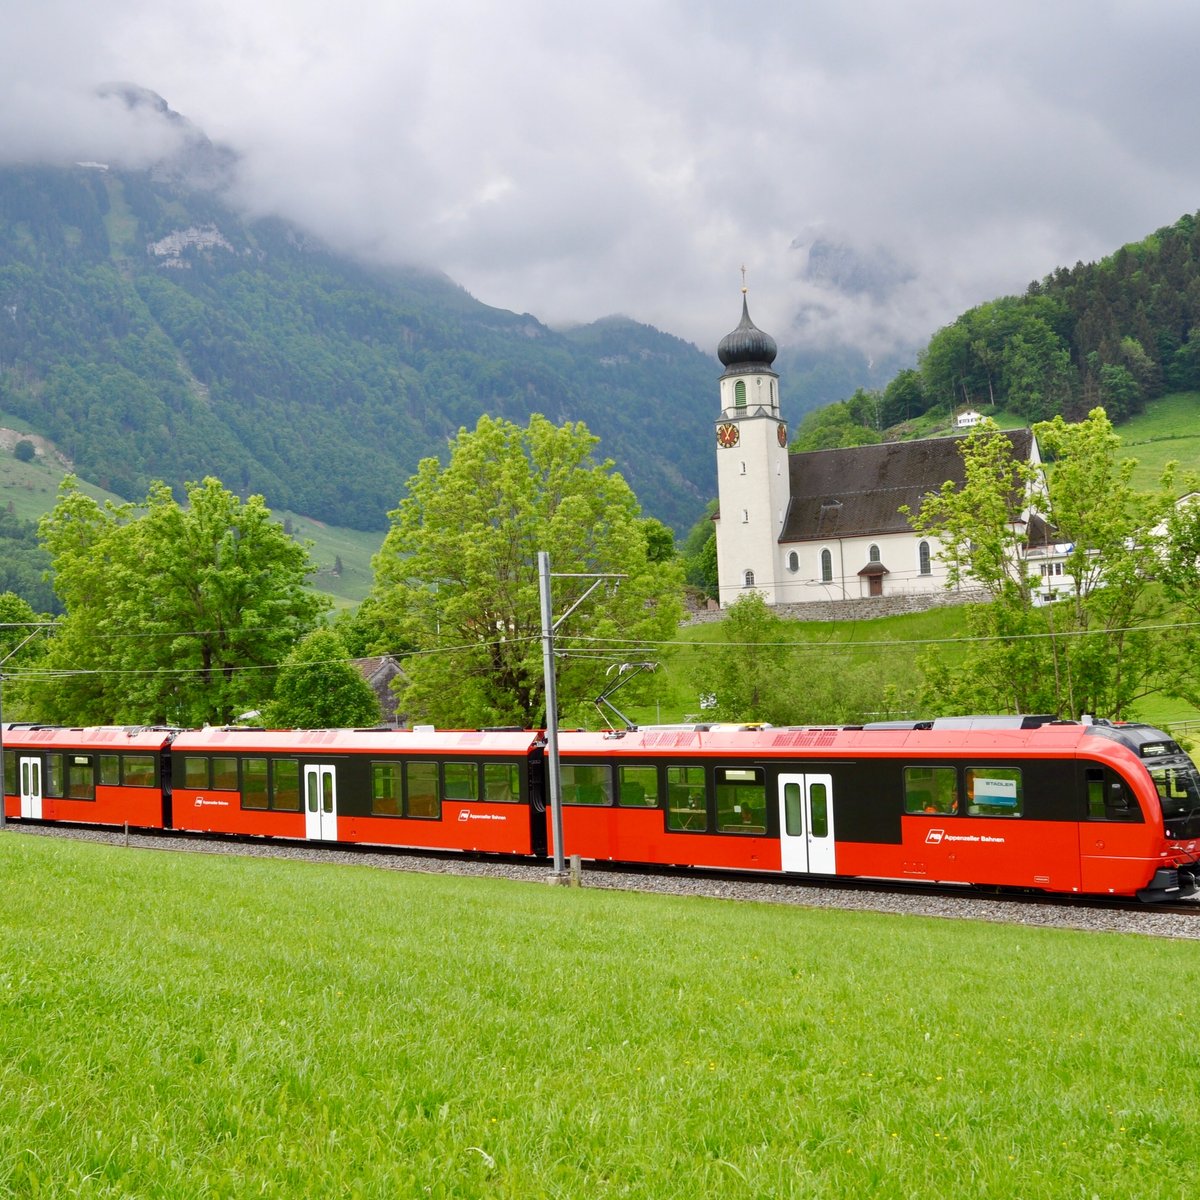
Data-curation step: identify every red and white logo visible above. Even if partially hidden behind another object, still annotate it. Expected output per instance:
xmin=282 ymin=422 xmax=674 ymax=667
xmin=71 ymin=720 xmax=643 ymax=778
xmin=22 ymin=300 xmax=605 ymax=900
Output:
xmin=925 ymin=829 xmax=945 ymax=844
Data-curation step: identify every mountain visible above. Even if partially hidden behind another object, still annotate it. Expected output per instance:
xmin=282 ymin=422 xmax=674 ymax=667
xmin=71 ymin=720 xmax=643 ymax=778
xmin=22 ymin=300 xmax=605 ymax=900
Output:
xmin=0 ymin=93 xmax=718 ymax=534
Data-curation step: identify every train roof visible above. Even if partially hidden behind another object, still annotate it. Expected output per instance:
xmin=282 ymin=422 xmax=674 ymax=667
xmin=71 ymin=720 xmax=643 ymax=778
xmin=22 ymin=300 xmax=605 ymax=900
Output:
xmin=555 ymin=719 xmax=1158 ymax=758
xmin=2 ymin=724 xmax=177 ymax=750
xmin=170 ymin=726 xmax=542 ymax=756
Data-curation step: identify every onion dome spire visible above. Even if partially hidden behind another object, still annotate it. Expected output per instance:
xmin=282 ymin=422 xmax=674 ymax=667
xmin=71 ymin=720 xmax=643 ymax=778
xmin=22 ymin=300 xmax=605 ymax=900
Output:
xmin=717 ymin=287 xmax=778 ymax=369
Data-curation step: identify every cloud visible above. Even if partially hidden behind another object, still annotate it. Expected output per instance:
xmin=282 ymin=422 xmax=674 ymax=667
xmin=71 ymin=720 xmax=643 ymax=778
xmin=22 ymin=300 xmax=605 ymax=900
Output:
xmin=1 ymin=0 xmax=1198 ymax=363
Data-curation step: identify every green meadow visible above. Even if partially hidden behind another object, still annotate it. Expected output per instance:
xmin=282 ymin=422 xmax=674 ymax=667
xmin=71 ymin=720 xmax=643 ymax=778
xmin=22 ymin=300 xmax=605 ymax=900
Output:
xmin=1 ymin=832 xmax=1195 ymax=1199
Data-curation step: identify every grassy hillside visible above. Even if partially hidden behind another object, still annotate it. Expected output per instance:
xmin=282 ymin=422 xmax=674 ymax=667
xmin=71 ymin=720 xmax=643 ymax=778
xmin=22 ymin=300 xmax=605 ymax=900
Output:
xmin=1112 ymin=390 xmax=1200 ymax=489
xmin=0 ymin=424 xmax=381 ymax=608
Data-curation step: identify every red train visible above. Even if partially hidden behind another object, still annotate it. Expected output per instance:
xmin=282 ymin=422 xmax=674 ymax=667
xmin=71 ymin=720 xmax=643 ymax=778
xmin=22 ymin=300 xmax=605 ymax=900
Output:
xmin=4 ymin=715 xmax=1200 ymax=901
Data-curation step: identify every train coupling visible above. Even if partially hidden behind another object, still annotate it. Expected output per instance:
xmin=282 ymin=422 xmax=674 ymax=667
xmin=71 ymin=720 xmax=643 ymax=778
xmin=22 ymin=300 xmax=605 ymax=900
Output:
xmin=1136 ymin=867 xmax=1197 ymax=903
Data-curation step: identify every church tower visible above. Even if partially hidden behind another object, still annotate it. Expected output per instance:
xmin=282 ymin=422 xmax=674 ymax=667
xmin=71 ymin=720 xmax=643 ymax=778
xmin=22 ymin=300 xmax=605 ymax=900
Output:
xmin=712 ymin=291 xmax=789 ymax=607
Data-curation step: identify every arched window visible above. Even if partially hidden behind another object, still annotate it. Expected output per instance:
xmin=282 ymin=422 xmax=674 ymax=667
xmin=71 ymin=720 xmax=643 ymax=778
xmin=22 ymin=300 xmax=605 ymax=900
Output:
xmin=820 ymin=548 xmax=832 ymax=583
xmin=740 ymin=461 xmax=746 ymax=475
xmin=919 ymin=540 xmax=931 ymax=575
xmin=787 ymin=550 xmax=799 ymax=573
xmin=734 ymin=379 xmax=747 ymax=407
xmin=742 ymin=509 xmax=749 ymax=524
xmin=869 ymin=544 xmax=881 ymax=563
xmin=743 ymin=569 xmax=755 ymax=588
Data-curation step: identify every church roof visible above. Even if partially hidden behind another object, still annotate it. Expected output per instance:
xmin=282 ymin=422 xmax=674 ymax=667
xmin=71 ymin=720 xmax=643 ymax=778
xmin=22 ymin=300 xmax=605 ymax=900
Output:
xmin=717 ymin=295 xmax=778 ymax=371
xmin=780 ymin=429 xmax=1035 ymax=544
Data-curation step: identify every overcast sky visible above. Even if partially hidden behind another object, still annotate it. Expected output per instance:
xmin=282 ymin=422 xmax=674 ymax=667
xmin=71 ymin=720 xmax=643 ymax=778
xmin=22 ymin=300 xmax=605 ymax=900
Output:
xmin=3 ymin=0 xmax=1199 ymax=363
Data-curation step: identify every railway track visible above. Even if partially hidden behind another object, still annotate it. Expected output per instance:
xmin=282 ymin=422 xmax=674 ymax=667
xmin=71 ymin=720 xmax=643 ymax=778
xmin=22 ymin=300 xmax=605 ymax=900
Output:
xmin=7 ymin=818 xmax=1199 ymax=939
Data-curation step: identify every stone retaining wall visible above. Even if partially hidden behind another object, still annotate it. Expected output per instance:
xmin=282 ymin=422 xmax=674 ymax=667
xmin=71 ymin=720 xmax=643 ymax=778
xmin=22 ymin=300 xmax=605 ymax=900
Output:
xmin=684 ymin=587 xmax=990 ymax=625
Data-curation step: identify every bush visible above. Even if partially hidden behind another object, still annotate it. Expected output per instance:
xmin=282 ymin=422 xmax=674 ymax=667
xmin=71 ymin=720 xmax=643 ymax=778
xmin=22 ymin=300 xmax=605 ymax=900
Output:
xmin=13 ymin=439 xmax=35 ymax=462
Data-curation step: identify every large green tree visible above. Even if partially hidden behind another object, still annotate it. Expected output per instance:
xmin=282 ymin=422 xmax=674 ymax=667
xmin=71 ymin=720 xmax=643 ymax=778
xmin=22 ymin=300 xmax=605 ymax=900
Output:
xmin=264 ymin=629 xmax=382 ymax=729
xmin=370 ymin=414 xmax=684 ymax=727
xmin=29 ymin=477 xmax=327 ymax=725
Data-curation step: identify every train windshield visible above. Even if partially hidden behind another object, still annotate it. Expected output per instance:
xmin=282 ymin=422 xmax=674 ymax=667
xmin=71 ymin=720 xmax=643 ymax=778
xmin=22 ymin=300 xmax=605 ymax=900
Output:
xmin=1143 ymin=749 xmax=1200 ymax=840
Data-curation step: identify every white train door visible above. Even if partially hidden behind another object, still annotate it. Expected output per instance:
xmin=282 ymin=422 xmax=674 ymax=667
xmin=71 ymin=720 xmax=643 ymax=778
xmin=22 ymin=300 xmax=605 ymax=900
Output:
xmin=19 ymin=756 xmax=42 ymax=819
xmin=304 ymin=764 xmax=338 ymax=841
xmin=778 ymin=773 xmax=835 ymax=874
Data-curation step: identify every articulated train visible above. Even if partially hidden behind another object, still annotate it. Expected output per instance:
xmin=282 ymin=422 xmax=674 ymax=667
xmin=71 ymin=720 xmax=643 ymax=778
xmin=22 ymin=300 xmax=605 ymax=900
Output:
xmin=5 ymin=715 xmax=1200 ymax=900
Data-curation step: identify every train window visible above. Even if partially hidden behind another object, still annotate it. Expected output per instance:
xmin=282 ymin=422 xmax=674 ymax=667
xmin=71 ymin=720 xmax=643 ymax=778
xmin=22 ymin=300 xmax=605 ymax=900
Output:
xmin=67 ymin=755 xmax=94 ymax=801
xmin=444 ymin=762 xmax=479 ymax=801
xmin=243 ymin=759 xmax=269 ymax=810
xmin=965 ymin=767 xmax=1023 ymax=817
xmin=667 ymin=766 xmax=707 ymax=831
xmin=561 ymin=763 xmax=612 ymax=806
xmin=272 ymin=760 xmax=301 ymax=811
xmin=716 ymin=767 xmax=766 ymax=833
xmin=405 ymin=762 xmax=440 ymax=819
xmin=99 ymin=754 xmax=120 ymax=786
xmin=783 ymin=782 xmax=802 ymax=836
xmin=45 ymin=753 xmax=63 ymax=798
xmin=211 ymin=758 xmax=239 ymax=791
xmin=371 ymin=763 xmax=403 ymax=815
xmin=183 ymin=757 xmax=209 ymax=789
xmin=484 ymin=762 xmax=521 ymax=803
xmin=3 ymin=750 xmax=14 ymax=795
xmin=810 ymin=783 xmax=829 ymax=838
xmin=904 ymin=766 xmax=959 ymax=815
xmin=1085 ymin=767 xmax=1141 ymax=822
xmin=123 ymin=756 xmax=156 ymax=787
xmin=619 ymin=764 xmax=659 ymax=807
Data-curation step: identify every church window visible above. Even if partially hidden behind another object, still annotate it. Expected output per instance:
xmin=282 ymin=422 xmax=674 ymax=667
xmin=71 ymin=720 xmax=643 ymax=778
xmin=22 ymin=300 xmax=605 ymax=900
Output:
xmin=743 ymin=570 xmax=755 ymax=588
xmin=742 ymin=509 xmax=749 ymax=524
xmin=868 ymin=544 xmax=881 ymax=563
xmin=787 ymin=551 xmax=799 ymax=573
xmin=820 ymin=548 xmax=832 ymax=583
xmin=740 ymin=461 xmax=746 ymax=475
xmin=919 ymin=540 xmax=931 ymax=575
xmin=734 ymin=380 xmax=747 ymax=408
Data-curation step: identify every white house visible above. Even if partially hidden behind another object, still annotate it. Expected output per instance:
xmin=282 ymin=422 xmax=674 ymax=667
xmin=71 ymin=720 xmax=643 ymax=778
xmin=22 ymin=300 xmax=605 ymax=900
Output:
xmin=711 ymin=294 xmax=1043 ymax=608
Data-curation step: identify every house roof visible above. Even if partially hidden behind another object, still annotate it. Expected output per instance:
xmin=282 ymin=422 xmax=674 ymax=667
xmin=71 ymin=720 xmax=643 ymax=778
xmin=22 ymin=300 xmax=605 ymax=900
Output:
xmin=780 ymin=429 xmax=1034 ymax=544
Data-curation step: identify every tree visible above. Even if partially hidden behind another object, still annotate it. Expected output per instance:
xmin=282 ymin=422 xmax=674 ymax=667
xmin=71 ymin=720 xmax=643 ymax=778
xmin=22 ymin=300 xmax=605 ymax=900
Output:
xmin=0 ymin=591 xmax=48 ymax=720
xmin=680 ymin=500 xmax=718 ymax=601
xmin=687 ymin=593 xmax=916 ymax=725
xmin=907 ymin=412 xmax=1181 ymax=718
xmin=13 ymin=440 xmax=35 ymax=462
xmin=264 ymin=629 xmax=382 ymax=728
xmin=29 ymin=476 xmax=328 ymax=725
xmin=903 ymin=420 xmax=1041 ymax=606
xmin=369 ymin=414 xmax=684 ymax=728
xmin=688 ymin=593 xmax=798 ymax=723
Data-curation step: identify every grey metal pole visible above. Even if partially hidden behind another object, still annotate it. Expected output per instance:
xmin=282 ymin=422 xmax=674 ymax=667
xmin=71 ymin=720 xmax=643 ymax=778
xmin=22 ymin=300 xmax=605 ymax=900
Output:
xmin=538 ymin=551 xmax=566 ymax=877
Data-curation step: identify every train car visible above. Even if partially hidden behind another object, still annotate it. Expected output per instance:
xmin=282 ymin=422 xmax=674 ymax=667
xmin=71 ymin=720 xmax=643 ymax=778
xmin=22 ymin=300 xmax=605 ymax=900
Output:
xmin=168 ymin=726 xmax=548 ymax=856
xmin=552 ymin=716 xmax=1200 ymax=900
xmin=5 ymin=716 xmax=1198 ymax=901
xmin=2 ymin=724 xmax=176 ymax=828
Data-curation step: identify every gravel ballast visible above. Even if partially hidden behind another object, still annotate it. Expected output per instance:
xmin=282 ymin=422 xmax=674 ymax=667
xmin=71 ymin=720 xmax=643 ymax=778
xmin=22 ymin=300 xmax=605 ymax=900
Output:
xmin=7 ymin=822 xmax=1198 ymax=940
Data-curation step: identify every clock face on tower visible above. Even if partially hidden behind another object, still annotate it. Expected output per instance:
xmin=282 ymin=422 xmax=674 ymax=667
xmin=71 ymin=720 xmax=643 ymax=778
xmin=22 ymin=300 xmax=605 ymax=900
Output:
xmin=716 ymin=423 xmax=740 ymax=449
xmin=777 ymin=423 xmax=788 ymax=447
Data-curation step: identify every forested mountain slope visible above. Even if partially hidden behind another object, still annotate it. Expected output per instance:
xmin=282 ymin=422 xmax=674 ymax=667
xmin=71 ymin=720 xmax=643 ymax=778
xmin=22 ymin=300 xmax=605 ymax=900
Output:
xmin=0 ymin=163 xmax=716 ymax=532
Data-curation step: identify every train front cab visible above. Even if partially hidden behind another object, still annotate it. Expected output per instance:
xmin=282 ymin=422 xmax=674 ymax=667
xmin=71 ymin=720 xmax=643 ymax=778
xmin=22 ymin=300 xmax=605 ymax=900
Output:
xmin=1078 ymin=722 xmax=1200 ymax=901
xmin=168 ymin=727 xmax=546 ymax=855
xmin=861 ymin=718 xmax=1200 ymax=901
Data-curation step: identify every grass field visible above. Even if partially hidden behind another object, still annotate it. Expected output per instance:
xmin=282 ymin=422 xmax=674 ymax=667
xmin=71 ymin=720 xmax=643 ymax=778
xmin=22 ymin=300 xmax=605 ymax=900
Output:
xmin=1 ymin=832 xmax=1196 ymax=1198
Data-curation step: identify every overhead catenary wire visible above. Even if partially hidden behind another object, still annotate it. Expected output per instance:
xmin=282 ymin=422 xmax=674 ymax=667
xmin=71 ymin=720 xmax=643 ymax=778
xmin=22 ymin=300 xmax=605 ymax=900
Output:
xmin=5 ymin=614 xmax=1200 ymax=686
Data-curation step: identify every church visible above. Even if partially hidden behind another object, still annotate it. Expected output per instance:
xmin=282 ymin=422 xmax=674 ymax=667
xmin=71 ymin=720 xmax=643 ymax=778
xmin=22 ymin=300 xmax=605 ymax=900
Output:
xmin=711 ymin=293 xmax=1042 ymax=609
